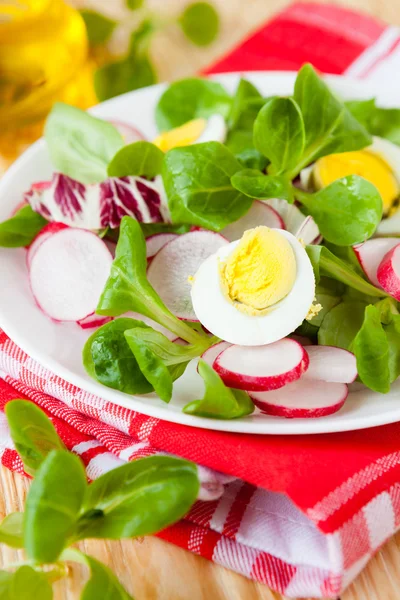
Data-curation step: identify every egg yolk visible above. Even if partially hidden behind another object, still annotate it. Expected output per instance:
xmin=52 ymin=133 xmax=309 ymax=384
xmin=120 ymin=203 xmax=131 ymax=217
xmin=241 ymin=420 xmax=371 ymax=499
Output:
xmin=153 ymin=118 xmax=206 ymax=152
xmin=314 ymin=150 xmax=399 ymax=214
xmin=219 ymin=226 xmax=297 ymax=316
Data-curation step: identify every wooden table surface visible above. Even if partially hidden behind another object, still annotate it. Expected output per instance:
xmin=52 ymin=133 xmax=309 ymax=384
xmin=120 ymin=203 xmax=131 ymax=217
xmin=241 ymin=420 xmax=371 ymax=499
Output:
xmin=2 ymin=0 xmax=400 ymax=598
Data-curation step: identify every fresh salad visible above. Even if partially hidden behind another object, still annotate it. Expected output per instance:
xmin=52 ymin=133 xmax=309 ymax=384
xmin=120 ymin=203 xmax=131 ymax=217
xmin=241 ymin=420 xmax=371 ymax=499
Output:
xmin=2 ymin=64 xmax=400 ymax=420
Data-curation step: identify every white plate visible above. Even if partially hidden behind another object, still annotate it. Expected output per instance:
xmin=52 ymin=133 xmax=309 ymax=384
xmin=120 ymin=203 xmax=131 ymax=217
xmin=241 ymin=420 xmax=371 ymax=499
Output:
xmin=1 ymin=71 xmax=399 ymax=435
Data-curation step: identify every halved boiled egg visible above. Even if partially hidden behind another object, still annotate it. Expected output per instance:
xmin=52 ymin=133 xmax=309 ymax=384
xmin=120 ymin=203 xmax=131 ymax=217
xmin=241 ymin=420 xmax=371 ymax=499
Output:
xmin=191 ymin=226 xmax=315 ymax=346
xmin=153 ymin=114 xmax=226 ymax=152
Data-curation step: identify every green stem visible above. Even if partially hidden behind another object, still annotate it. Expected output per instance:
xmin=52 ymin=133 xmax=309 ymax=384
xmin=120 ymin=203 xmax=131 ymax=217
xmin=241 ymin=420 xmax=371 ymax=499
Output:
xmin=292 ymin=186 xmax=314 ymax=207
xmin=320 ymin=254 xmax=388 ymax=298
xmin=59 ymin=547 xmax=88 ymax=566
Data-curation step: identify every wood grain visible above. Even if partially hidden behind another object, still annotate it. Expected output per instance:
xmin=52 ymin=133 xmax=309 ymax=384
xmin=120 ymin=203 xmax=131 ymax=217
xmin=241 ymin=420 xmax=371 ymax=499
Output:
xmin=2 ymin=0 xmax=400 ymax=598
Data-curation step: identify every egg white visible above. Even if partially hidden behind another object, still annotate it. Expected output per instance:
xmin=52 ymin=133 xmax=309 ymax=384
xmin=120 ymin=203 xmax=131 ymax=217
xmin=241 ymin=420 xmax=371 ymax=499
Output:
xmin=190 ymin=229 xmax=315 ymax=346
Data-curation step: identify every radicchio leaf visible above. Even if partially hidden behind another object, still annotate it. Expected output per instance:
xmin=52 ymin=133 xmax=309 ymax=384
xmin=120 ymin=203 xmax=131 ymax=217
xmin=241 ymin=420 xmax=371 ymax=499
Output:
xmin=25 ymin=173 xmax=170 ymax=230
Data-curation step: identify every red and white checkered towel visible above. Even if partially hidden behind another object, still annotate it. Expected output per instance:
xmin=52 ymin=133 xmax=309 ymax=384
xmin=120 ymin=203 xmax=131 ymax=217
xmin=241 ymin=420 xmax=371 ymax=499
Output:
xmin=2 ymin=4 xmax=400 ymax=597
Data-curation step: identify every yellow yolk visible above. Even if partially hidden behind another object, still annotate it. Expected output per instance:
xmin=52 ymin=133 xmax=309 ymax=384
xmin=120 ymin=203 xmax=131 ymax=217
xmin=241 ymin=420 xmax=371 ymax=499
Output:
xmin=219 ymin=226 xmax=297 ymax=316
xmin=314 ymin=150 xmax=399 ymax=214
xmin=153 ymin=118 xmax=207 ymax=152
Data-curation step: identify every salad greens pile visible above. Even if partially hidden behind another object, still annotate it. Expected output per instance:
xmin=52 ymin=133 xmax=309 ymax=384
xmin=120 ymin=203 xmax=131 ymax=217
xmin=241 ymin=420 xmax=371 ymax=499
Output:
xmin=0 ymin=399 xmax=199 ymax=598
xmin=2 ymin=63 xmax=400 ymax=407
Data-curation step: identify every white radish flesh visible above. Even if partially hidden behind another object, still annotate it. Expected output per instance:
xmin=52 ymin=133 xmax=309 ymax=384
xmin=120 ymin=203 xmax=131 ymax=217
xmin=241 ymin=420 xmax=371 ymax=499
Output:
xmin=302 ymin=346 xmax=357 ymax=383
xmin=250 ymin=379 xmax=348 ymax=418
xmin=294 ymin=215 xmax=320 ymax=245
xmin=353 ymin=238 xmax=400 ymax=287
xmin=146 ymin=233 xmax=178 ymax=260
xmin=29 ymin=229 xmax=113 ymax=322
xmin=200 ymin=341 xmax=231 ymax=368
xmin=108 ymin=120 xmax=146 ymax=144
xmin=214 ymin=339 xmax=309 ymax=392
xmin=266 ymin=198 xmax=320 ymax=243
xmin=221 ymin=201 xmax=284 ymax=241
xmin=27 ymin=222 xmax=69 ymax=269
xmin=147 ymin=231 xmax=229 ymax=320
xmin=377 ymin=244 xmax=400 ymax=300
xmin=77 ymin=313 xmax=112 ymax=329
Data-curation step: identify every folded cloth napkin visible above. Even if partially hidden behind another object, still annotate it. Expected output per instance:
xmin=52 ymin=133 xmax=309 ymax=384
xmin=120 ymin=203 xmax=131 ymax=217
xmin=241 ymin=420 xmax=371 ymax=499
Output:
xmin=2 ymin=4 xmax=400 ymax=597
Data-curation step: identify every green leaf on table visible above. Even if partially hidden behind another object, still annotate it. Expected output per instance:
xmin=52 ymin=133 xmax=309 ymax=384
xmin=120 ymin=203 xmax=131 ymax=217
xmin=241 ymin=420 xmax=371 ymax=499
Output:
xmin=300 ymin=175 xmax=382 ymax=245
xmin=5 ymin=399 xmax=65 ymax=477
xmin=76 ymin=456 xmax=199 ymax=539
xmin=45 ymin=103 xmax=123 ymax=184
xmin=228 ymin=78 xmax=264 ymax=131
xmin=346 ymin=99 xmax=400 ymax=146
xmin=162 ymin=142 xmax=252 ymax=230
xmin=0 ymin=513 xmax=24 ymax=549
xmin=96 ymin=217 xmax=201 ymax=344
xmin=352 ymin=305 xmax=390 ymax=393
xmin=293 ymin=64 xmax=372 ymax=172
xmin=95 ymin=54 xmax=156 ymax=102
xmin=318 ymin=301 xmax=367 ymax=350
xmin=127 ymin=0 xmax=144 ymax=9
xmin=253 ymin=97 xmax=305 ymax=175
xmin=231 ymin=169 xmax=294 ymax=202
xmin=80 ymin=10 xmax=117 ymax=46
xmin=107 ymin=141 xmax=164 ymax=178
xmin=155 ymin=78 xmax=231 ymax=132
xmin=179 ymin=2 xmax=219 ymax=47
xmin=183 ymin=360 xmax=254 ymax=419
xmin=225 ymin=130 xmax=267 ymax=171
xmin=83 ymin=319 xmax=154 ymax=395
xmin=9 ymin=566 xmax=53 ymax=600
xmin=306 ymin=245 xmax=385 ymax=298
xmin=0 ymin=205 xmax=47 ymax=248
xmin=24 ymin=450 xmax=87 ymax=563
xmin=81 ymin=555 xmax=132 ymax=600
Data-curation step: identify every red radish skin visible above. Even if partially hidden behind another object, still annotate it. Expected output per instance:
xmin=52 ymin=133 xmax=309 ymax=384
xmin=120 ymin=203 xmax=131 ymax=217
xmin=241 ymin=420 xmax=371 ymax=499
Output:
xmin=77 ymin=313 xmax=112 ymax=329
xmin=377 ymin=244 xmax=400 ymax=300
xmin=250 ymin=379 xmax=348 ymax=418
xmin=147 ymin=230 xmax=228 ymax=320
xmin=221 ymin=201 xmax=284 ymax=241
xmin=353 ymin=238 xmax=400 ymax=287
xmin=146 ymin=233 xmax=178 ymax=260
xmin=302 ymin=345 xmax=357 ymax=383
xmin=214 ymin=339 xmax=309 ymax=392
xmin=26 ymin=222 xmax=69 ymax=269
xmin=200 ymin=341 xmax=231 ymax=369
xmin=108 ymin=120 xmax=146 ymax=143
xmin=29 ymin=228 xmax=113 ymax=322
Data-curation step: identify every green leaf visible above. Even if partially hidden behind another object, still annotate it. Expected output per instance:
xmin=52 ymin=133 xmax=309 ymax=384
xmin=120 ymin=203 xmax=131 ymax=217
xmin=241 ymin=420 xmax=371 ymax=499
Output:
xmin=76 ymin=456 xmax=199 ymax=539
xmin=347 ymin=99 xmax=400 ymax=146
xmin=5 ymin=399 xmax=65 ymax=477
xmin=228 ymin=78 xmax=264 ymax=131
xmin=306 ymin=245 xmax=385 ymax=297
xmin=384 ymin=314 xmax=400 ymax=383
xmin=0 ymin=571 xmax=12 ymax=597
xmin=140 ymin=222 xmax=191 ymax=237
xmin=155 ymin=78 xmax=231 ymax=132
xmin=0 ymin=205 xmax=47 ymax=248
xmin=80 ymin=10 xmax=117 ymax=46
xmin=352 ymin=305 xmax=390 ymax=393
xmin=107 ymin=141 xmax=164 ymax=178
xmin=318 ymin=301 xmax=367 ymax=350
xmin=24 ymin=450 xmax=87 ymax=563
xmin=253 ymin=97 xmax=305 ymax=175
xmin=0 ymin=513 xmax=23 ymax=549
xmin=83 ymin=319 xmax=154 ymax=394
xmin=81 ymin=555 xmax=133 ymax=600
xmin=231 ymin=169 xmax=293 ymax=202
xmin=45 ymin=103 xmax=123 ymax=184
xmin=162 ymin=142 xmax=252 ymax=230
xmin=9 ymin=566 xmax=53 ymax=600
xmin=127 ymin=0 xmax=144 ymax=9
xmin=96 ymin=217 xmax=201 ymax=344
xmin=293 ymin=64 xmax=372 ymax=172
xmin=225 ymin=130 xmax=267 ymax=171
xmin=307 ymin=276 xmax=344 ymax=327
xmin=179 ymin=2 xmax=219 ymax=46
xmin=95 ymin=54 xmax=156 ymax=102
xmin=300 ymin=175 xmax=382 ymax=245
xmin=183 ymin=360 xmax=254 ymax=419
xmin=124 ymin=327 xmax=208 ymax=365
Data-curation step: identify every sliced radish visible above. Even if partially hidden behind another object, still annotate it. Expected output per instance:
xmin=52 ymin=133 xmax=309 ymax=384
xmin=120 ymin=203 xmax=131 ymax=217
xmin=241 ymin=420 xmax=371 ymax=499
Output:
xmin=302 ymin=346 xmax=357 ymax=383
xmin=147 ymin=231 xmax=228 ymax=320
xmin=27 ymin=222 xmax=69 ymax=269
xmin=294 ymin=215 xmax=320 ymax=245
xmin=377 ymin=244 xmax=400 ymax=300
xmin=214 ymin=339 xmax=309 ymax=392
xmin=289 ymin=334 xmax=313 ymax=346
xmin=221 ymin=201 xmax=284 ymax=241
xmin=250 ymin=379 xmax=348 ymax=418
xmin=29 ymin=228 xmax=113 ymax=322
xmin=353 ymin=238 xmax=400 ymax=287
xmin=146 ymin=233 xmax=178 ymax=260
xmin=200 ymin=341 xmax=231 ymax=368
xmin=77 ymin=313 xmax=112 ymax=329
xmin=124 ymin=311 xmax=177 ymax=341
xmin=108 ymin=120 xmax=146 ymax=144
